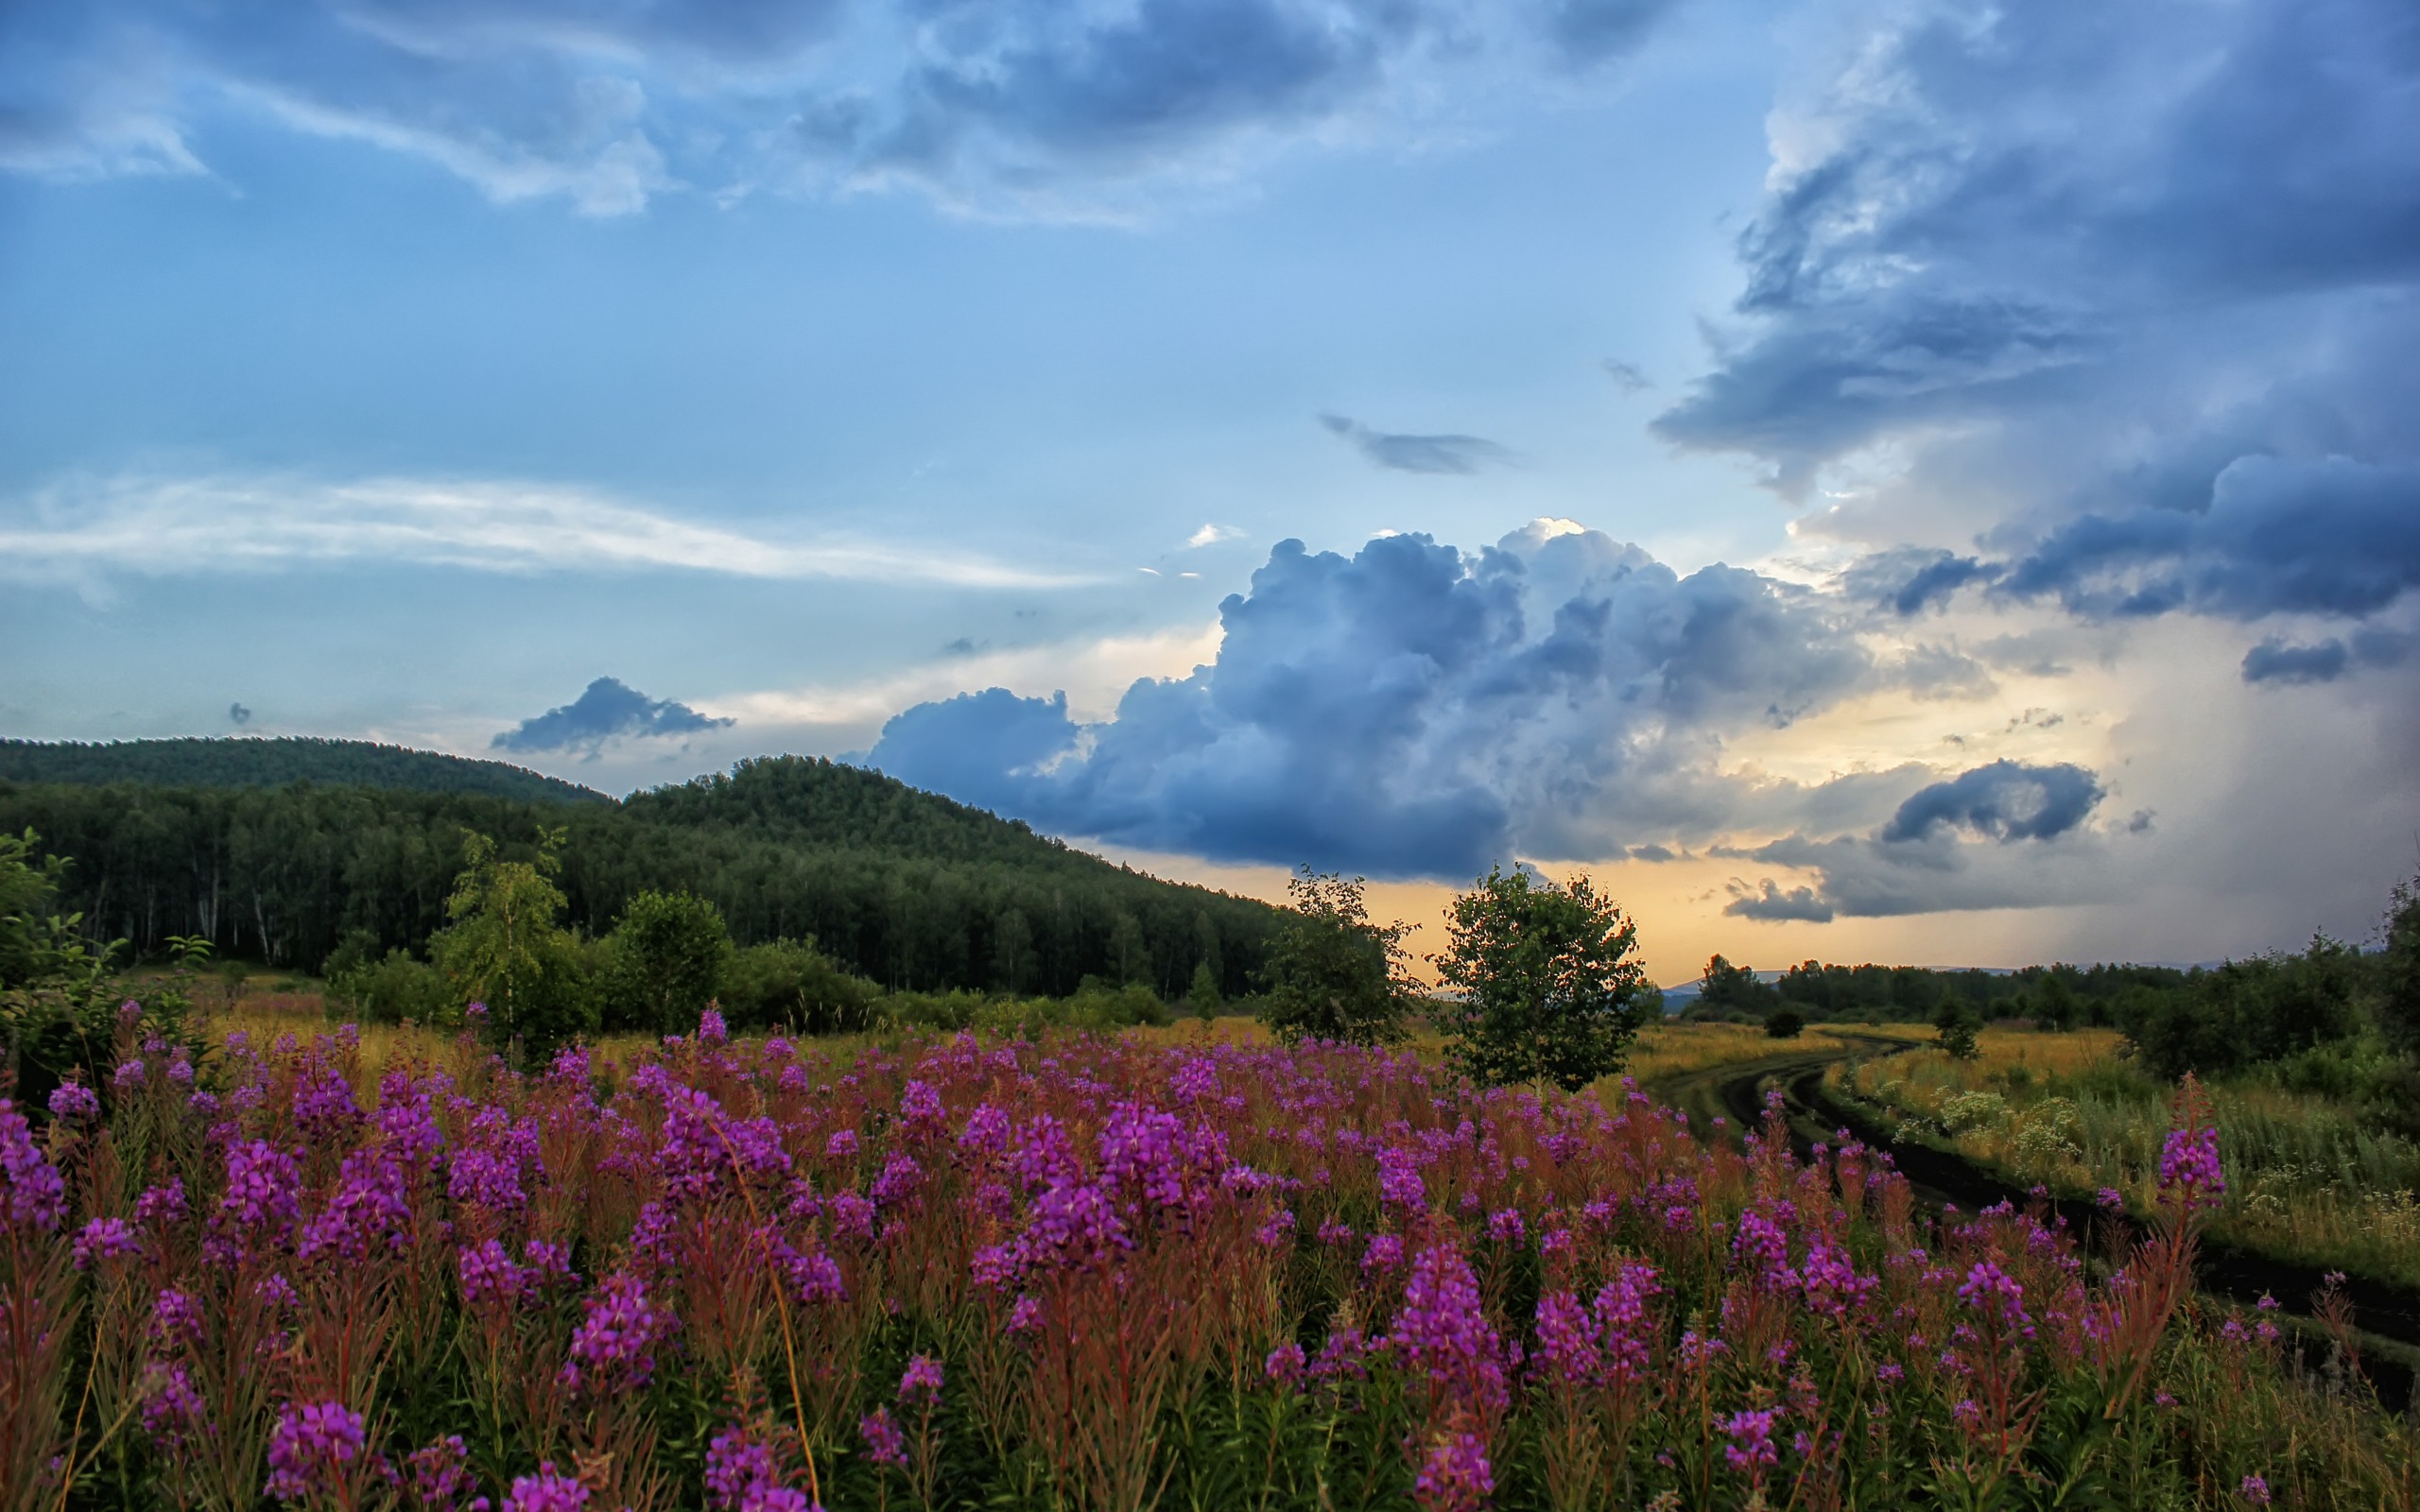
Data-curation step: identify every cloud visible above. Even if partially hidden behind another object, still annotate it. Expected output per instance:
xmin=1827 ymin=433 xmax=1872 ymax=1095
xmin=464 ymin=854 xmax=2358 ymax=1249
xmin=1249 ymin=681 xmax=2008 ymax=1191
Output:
xmin=2241 ymin=628 xmax=2413 ymax=686
xmin=493 ymin=677 xmax=732 ymax=754
xmin=1318 ymin=414 xmax=1513 ymax=475
xmin=1878 ymin=760 xmax=2102 ymax=844
xmin=0 ymin=472 xmax=1090 ymax=588
xmin=1651 ymin=0 xmax=2420 ymax=545
xmin=1724 ymin=878 xmax=1834 ymax=922
xmin=870 ymin=524 xmax=1919 ymax=879
xmin=228 ymin=702 xmax=251 ymax=727
xmin=1186 ymin=524 xmax=1246 ymax=548
xmin=0 ymin=0 xmax=1690 ymax=217
xmin=1600 ymin=359 xmax=1652 ymax=392
xmin=1996 ymin=457 xmax=2420 ymax=623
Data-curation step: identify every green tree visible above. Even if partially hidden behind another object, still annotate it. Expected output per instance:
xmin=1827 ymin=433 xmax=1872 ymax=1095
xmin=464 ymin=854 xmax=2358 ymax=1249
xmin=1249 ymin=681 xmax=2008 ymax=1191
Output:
xmin=721 ymin=938 xmax=877 ymax=1035
xmin=2377 ymin=876 xmax=2420 ymax=1057
xmin=601 ymin=888 xmax=734 ymax=1035
xmin=2036 ymin=972 xmax=2080 ymax=1032
xmin=1431 ymin=867 xmax=1652 ymax=1091
xmin=1933 ymin=992 xmax=1982 ymax=1060
xmin=1764 ymin=1006 xmax=1806 ymax=1040
xmin=1187 ymin=958 xmax=1222 ymax=1022
xmin=1258 ymin=869 xmax=1414 ymax=1045
xmin=430 ymin=829 xmax=595 ymax=1055
xmin=1698 ymin=954 xmax=1775 ymax=1018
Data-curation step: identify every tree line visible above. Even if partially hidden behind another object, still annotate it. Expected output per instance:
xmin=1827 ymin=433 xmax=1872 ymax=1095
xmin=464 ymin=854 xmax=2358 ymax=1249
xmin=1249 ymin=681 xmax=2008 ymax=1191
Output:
xmin=0 ymin=755 xmax=1281 ymax=1002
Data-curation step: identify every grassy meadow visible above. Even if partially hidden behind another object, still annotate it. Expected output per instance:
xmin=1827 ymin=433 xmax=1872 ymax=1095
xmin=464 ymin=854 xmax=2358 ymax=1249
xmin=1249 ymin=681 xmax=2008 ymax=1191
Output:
xmin=1830 ymin=1027 xmax=2420 ymax=1288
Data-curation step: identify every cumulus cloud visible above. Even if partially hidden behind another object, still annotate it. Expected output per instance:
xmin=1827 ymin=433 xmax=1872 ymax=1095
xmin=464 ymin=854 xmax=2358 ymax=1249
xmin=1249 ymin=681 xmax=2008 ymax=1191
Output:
xmin=1318 ymin=414 xmax=1513 ymax=475
xmin=868 ymin=522 xmax=1964 ymax=879
xmin=1652 ymin=0 xmax=2420 ymax=624
xmin=0 ymin=0 xmax=1688 ymax=217
xmin=1725 ymin=879 xmax=1833 ymax=922
xmin=1186 ymin=524 xmax=1246 ymax=548
xmin=493 ymin=677 xmax=732 ymax=754
xmin=2241 ymin=628 xmax=2413 ymax=686
xmin=1877 ymin=761 xmax=2101 ymax=844
xmin=0 ymin=472 xmax=1088 ymax=588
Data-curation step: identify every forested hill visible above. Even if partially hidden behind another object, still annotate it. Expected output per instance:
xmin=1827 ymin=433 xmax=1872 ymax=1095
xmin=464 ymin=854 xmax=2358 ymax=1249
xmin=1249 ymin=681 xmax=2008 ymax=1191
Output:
xmin=0 ymin=753 xmax=1283 ymax=1000
xmin=0 ymin=737 xmax=609 ymax=805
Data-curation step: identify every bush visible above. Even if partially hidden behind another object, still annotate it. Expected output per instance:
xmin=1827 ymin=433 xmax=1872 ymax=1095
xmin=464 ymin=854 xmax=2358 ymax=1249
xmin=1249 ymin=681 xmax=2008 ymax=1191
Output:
xmin=328 ymin=948 xmax=453 ymax=1025
xmin=598 ymin=889 xmax=733 ymax=1036
xmin=2118 ymin=937 xmax=2363 ymax=1080
xmin=1763 ymin=1006 xmax=1806 ymax=1039
xmin=1258 ymin=870 xmax=1415 ymax=1046
xmin=721 ymin=938 xmax=878 ymax=1035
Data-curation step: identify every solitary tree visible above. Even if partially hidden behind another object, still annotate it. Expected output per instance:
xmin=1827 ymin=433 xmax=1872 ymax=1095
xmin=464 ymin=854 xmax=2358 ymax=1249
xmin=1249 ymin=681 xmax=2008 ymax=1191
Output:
xmin=1933 ymin=991 xmax=1982 ymax=1060
xmin=1764 ymin=1006 xmax=1806 ymax=1040
xmin=1432 ymin=867 xmax=1652 ymax=1091
xmin=1187 ymin=958 xmax=1223 ymax=1023
xmin=1258 ymin=869 xmax=1415 ymax=1045
xmin=603 ymin=889 xmax=734 ymax=1035
xmin=432 ymin=829 xmax=596 ymax=1055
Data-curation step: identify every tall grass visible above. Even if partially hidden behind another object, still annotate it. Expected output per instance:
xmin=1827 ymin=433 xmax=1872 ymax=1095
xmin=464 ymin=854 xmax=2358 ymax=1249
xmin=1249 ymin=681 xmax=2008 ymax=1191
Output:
xmin=1833 ymin=1030 xmax=2420 ymax=1286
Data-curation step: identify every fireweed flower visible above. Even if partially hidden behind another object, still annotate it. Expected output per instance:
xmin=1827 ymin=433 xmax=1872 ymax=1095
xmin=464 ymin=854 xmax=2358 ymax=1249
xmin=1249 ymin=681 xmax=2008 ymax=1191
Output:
xmin=0 ymin=1100 xmax=66 ymax=1231
xmin=706 ymin=1425 xmax=781 ymax=1508
xmin=220 ymin=1139 xmax=302 ymax=1238
xmin=1266 ymin=1341 xmax=1308 ymax=1388
xmin=141 ymin=1364 xmax=206 ymax=1452
xmin=136 ymin=1178 xmax=190 ymax=1228
xmin=459 ymin=1239 xmax=530 ymax=1310
xmin=899 ymin=1353 xmax=945 ymax=1405
xmin=1362 ymin=1233 xmax=1406 ymax=1275
xmin=860 ymin=1406 xmax=908 ymax=1469
xmin=1391 ymin=1244 xmax=1508 ymax=1416
xmin=502 ymin=1463 xmax=588 ymax=1512
xmin=1531 ymin=1290 xmax=1602 ymax=1388
xmin=2240 ymin=1474 xmax=2273 ymax=1506
xmin=2158 ymin=1124 xmax=2226 ymax=1211
xmin=1721 ymin=1407 xmax=1780 ymax=1477
xmin=404 ymin=1435 xmax=490 ymax=1512
xmin=73 ymin=1215 xmax=140 ymax=1270
xmin=1411 ymin=1431 xmax=1494 ymax=1512
xmin=47 ymin=1080 xmax=100 ymax=1122
xmin=264 ymin=1399 xmax=369 ymax=1503
xmin=1959 ymin=1260 xmax=2031 ymax=1329
xmin=114 ymin=1059 xmax=147 ymax=1091
xmin=562 ymin=1271 xmax=677 ymax=1392
xmin=698 ymin=1007 xmax=730 ymax=1043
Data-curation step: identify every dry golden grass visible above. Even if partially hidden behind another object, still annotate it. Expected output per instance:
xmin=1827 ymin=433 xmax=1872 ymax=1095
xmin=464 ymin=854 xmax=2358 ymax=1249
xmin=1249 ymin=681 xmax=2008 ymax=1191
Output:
xmin=1834 ymin=1028 xmax=2420 ymax=1286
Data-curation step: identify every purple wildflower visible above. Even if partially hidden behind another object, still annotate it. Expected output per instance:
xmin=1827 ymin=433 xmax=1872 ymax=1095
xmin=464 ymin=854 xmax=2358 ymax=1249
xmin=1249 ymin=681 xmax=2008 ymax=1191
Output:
xmin=706 ymin=1426 xmax=781 ymax=1510
xmin=0 ymin=1100 xmax=66 ymax=1232
xmin=860 ymin=1406 xmax=908 ymax=1469
xmin=899 ymin=1353 xmax=944 ymax=1406
xmin=2240 ymin=1474 xmax=2272 ymax=1506
xmin=1721 ymin=1407 xmax=1780 ymax=1477
xmin=502 ymin=1463 xmax=589 ymax=1512
xmin=562 ymin=1271 xmax=677 ymax=1393
xmin=2157 ymin=1124 xmax=2225 ymax=1211
xmin=73 ymin=1215 xmax=140 ymax=1270
xmin=265 ymin=1400 xmax=369 ymax=1503
xmin=47 ymin=1080 xmax=100 ymax=1122
xmin=1411 ymin=1432 xmax=1494 ymax=1512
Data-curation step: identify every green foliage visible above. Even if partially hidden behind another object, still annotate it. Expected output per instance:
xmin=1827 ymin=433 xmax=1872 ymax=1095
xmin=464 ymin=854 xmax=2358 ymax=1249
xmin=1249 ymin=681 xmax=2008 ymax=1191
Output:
xmin=429 ymin=828 xmax=596 ymax=1056
xmin=1696 ymin=954 xmax=1776 ymax=1017
xmin=1431 ymin=867 xmax=1651 ymax=1091
xmin=1187 ymin=958 xmax=1222 ymax=1022
xmin=1256 ymin=869 xmax=1414 ymax=1046
xmin=2118 ymin=936 xmax=2364 ymax=1080
xmin=1934 ymin=992 xmax=1983 ymax=1059
xmin=328 ymin=945 xmax=454 ymax=1025
xmin=0 ymin=734 xmax=607 ymax=803
xmin=599 ymin=888 xmax=734 ymax=1035
xmin=718 ymin=937 xmax=878 ymax=1034
xmin=1764 ymin=1005 xmax=1806 ymax=1039
xmin=2377 ymin=874 xmax=2420 ymax=1057
xmin=0 ymin=755 xmax=1276 ymax=997
xmin=0 ymin=828 xmax=133 ymax=1108
xmin=876 ymin=976 xmax=1169 ymax=1037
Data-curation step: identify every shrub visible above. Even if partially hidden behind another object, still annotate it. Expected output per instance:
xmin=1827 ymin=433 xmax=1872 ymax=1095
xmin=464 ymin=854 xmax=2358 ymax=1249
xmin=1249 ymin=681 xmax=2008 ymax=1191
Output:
xmin=720 ymin=938 xmax=877 ymax=1035
xmin=598 ymin=889 xmax=733 ymax=1036
xmin=328 ymin=948 xmax=453 ymax=1025
xmin=1763 ymin=1007 xmax=1806 ymax=1040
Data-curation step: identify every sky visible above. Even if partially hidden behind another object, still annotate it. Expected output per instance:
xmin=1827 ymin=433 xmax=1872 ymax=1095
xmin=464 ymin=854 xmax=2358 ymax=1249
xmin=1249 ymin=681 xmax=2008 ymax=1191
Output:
xmin=4 ymin=0 xmax=2417 ymax=983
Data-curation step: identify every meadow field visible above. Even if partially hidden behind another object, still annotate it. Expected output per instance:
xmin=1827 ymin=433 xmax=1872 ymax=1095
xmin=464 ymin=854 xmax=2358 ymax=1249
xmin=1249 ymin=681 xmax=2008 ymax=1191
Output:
xmin=1829 ymin=1029 xmax=2420 ymax=1289
xmin=9 ymin=997 xmax=2417 ymax=1512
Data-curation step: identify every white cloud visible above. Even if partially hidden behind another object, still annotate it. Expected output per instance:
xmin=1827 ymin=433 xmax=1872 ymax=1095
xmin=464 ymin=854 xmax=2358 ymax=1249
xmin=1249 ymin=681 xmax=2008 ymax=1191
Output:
xmin=722 ymin=622 xmax=1222 ymax=731
xmin=1186 ymin=524 xmax=1246 ymax=548
xmin=0 ymin=472 xmax=1096 ymax=588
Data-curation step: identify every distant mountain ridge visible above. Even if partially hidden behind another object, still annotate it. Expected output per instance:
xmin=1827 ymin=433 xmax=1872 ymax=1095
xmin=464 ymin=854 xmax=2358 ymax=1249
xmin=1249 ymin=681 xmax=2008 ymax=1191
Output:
xmin=0 ymin=736 xmax=611 ymax=805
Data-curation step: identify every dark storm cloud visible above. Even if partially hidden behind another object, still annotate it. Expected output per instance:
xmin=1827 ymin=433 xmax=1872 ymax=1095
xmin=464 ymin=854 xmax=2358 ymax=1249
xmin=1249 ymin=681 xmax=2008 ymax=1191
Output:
xmin=1318 ymin=415 xmax=1513 ymax=475
xmin=2240 ymin=629 xmax=2413 ymax=686
xmin=1842 ymin=548 xmax=1993 ymax=617
xmin=871 ymin=524 xmax=1888 ymax=879
xmin=493 ymin=677 xmax=732 ymax=753
xmin=1878 ymin=760 xmax=2101 ymax=845
xmin=1724 ymin=879 xmax=1833 ymax=923
xmin=1651 ymin=0 xmax=2420 ymax=537
xmin=0 ymin=0 xmax=1692 ymax=213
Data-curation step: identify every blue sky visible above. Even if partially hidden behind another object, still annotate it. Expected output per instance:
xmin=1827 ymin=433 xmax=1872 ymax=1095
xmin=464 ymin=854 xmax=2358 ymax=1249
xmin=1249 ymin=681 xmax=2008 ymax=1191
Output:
xmin=5 ymin=0 xmax=2417 ymax=977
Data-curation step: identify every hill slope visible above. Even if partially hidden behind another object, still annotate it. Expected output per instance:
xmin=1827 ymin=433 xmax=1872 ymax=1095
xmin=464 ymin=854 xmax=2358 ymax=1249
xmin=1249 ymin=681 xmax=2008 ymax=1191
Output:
xmin=0 ymin=737 xmax=609 ymax=804
xmin=0 ymin=749 xmax=1282 ymax=998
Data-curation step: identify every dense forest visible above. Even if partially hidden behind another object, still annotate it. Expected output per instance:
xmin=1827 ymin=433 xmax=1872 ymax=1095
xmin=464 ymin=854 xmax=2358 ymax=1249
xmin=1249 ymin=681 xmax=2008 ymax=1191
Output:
xmin=0 ymin=745 xmax=1281 ymax=1001
xmin=1692 ymin=955 xmax=2193 ymax=1024
xmin=0 ymin=736 xmax=609 ymax=804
